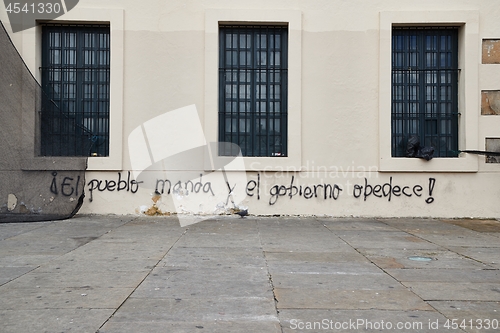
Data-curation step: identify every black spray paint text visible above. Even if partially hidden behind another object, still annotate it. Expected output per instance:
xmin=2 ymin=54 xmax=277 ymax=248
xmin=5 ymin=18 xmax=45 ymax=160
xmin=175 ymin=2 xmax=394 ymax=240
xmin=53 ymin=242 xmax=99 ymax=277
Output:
xmin=50 ymin=172 xmax=81 ymax=197
xmin=87 ymin=172 xmax=143 ymax=202
xmin=55 ymin=172 xmax=437 ymax=205
xmin=265 ymin=176 xmax=343 ymax=205
xmin=155 ymin=174 xmax=215 ymax=196
xmin=246 ymin=174 xmax=436 ymax=205
xmin=353 ymin=177 xmax=436 ymax=204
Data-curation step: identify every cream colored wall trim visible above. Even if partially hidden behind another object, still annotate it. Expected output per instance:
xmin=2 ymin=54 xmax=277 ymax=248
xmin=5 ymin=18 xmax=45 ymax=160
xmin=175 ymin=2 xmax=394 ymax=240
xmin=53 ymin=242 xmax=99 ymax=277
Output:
xmin=204 ymin=9 xmax=302 ymax=171
xmin=22 ymin=7 xmax=124 ymax=171
xmin=379 ymin=10 xmax=479 ymax=172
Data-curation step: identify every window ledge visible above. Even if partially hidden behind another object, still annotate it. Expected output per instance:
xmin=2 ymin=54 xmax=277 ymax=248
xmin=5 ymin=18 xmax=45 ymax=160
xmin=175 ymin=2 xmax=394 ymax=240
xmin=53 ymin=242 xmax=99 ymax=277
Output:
xmin=210 ymin=155 xmax=302 ymax=172
xmin=379 ymin=155 xmax=478 ymax=173
xmin=21 ymin=157 xmax=87 ymax=171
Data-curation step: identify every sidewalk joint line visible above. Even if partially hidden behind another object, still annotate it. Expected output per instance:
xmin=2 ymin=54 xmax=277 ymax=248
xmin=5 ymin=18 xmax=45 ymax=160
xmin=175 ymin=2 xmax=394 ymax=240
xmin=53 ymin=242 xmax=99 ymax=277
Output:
xmin=96 ymin=223 xmax=189 ymax=332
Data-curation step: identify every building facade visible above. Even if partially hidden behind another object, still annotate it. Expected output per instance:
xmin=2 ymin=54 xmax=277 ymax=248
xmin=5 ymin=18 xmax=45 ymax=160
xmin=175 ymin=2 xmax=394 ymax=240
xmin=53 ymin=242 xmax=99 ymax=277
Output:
xmin=1 ymin=0 xmax=500 ymax=219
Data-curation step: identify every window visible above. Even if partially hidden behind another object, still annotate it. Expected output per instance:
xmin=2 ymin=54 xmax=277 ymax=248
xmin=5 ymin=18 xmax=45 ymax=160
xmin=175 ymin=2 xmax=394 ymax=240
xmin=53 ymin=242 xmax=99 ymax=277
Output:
xmin=41 ymin=25 xmax=110 ymax=157
xmin=219 ymin=25 xmax=288 ymax=157
xmin=391 ymin=27 xmax=459 ymax=158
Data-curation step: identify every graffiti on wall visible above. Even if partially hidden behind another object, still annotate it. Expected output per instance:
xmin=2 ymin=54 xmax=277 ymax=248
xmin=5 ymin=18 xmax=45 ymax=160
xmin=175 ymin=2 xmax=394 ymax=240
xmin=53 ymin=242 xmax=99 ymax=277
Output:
xmin=247 ymin=174 xmax=436 ymax=205
xmin=154 ymin=175 xmax=215 ymax=197
xmin=86 ymin=172 xmax=142 ymax=202
xmin=50 ymin=172 xmax=82 ymax=197
xmin=51 ymin=172 xmax=437 ymax=206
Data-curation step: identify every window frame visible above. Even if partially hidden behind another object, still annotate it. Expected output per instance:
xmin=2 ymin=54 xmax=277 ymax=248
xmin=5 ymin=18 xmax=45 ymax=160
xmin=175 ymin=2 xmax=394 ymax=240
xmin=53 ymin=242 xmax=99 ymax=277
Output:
xmin=391 ymin=26 xmax=459 ymax=158
xmin=218 ymin=25 xmax=288 ymax=157
xmin=204 ymin=9 xmax=302 ymax=172
xmin=18 ymin=7 xmax=124 ymax=171
xmin=379 ymin=10 xmax=480 ymax=172
xmin=40 ymin=24 xmax=111 ymax=157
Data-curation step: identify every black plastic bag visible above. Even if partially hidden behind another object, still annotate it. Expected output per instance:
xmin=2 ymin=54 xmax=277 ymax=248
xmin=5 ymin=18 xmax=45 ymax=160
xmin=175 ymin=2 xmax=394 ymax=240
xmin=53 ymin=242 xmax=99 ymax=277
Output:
xmin=417 ymin=146 xmax=435 ymax=161
xmin=406 ymin=135 xmax=420 ymax=157
xmin=406 ymin=135 xmax=434 ymax=161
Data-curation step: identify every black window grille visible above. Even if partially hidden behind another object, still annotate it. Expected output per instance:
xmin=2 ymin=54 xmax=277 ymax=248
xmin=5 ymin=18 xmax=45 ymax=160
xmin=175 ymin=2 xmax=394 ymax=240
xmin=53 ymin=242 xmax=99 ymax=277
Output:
xmin=392 ymin=27 xmax=459 ymax=157
xmin=219 ymin=25 xmax=288 ymax=157
xmin=41 ymin=25 xmax=110 ymax=157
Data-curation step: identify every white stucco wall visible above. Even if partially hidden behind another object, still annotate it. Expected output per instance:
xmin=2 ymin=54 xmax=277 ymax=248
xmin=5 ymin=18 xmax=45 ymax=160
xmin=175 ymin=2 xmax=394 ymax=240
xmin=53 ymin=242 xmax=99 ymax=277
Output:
xmin=2 ymin=0 xmax=500 ymax=218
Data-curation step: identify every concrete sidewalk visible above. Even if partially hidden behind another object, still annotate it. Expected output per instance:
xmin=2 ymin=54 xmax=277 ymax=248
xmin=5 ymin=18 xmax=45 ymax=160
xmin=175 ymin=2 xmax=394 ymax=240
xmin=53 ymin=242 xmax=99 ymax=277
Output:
xmin=0 ymin=215 xmax=499 ymax=333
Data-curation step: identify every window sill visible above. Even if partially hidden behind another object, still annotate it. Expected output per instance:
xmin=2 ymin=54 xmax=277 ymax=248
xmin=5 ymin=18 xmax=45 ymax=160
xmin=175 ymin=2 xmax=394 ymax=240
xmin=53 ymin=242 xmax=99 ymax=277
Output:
xmin=379 ymin=155 xmax=478 ymax=173
xmin=206 ymin=155 xmax=302 ymax=172
xmin=21 ymin=157 xmax=87 ymax=171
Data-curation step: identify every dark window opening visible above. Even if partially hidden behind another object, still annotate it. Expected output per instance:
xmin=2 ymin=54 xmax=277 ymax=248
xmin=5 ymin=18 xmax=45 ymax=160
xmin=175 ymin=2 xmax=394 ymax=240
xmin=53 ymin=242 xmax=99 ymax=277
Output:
xmin=41 ymin=24 xmax=110 ymax=157
xmin=391 ymin=27 xmax=459 ymax=158
xmin=219 ymin=25 xmax=288 ymax=157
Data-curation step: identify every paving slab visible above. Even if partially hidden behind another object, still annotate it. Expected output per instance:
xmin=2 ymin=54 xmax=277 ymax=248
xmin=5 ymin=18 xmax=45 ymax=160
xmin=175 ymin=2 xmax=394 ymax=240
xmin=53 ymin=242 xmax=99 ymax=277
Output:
xmin=186 ymin=218 xmax=259 ymax=233
xmin=0 ymin=308 xmax=115 ymax=333
xmin=256 ymin=221 xmax=331 ymax=233
xmin=380 ymin=219 xmax=500 ymax=247
xmin=259 ymin=231 xmax=354 ymax=252
xmin=441 ymin=219 xmax=500 ymax=233
xmin=161 ymin=247 xmax=265 ymax=268
xmin=173 ymin=231 xmax=262 ymax=248
xmin=0 ymin=254 xmax=63 ymax=267
xmin=279 ymin=308 xmax=464 ymax=333
xmin=0 ymin=222 xmax=49 ymax=240
xmin=99 ymin=320 xmax=282 ymax=333
xmin=386 ymin=268 xmax=500 ymax=283
xmin=106 ymin=297 xmax=278 ymax=323
xmin=5 ymin=270 xmax=149 ymax=289
xmin=335 ymin=230 xmax=443 ymax=250
xmin=264 ymin=251 xmax=370 ymax=264
xmin=22 ymin=219 xmax=130 ymax=239
xmin=274 ymin=288 xmax=432 ymax=311
xmin=131 ymin=266 xmax=272 ymax=299
xmin=378 ymin=218 xmax=458 ymax=231
xmin=0 ymin=286 xmax=134 ymax=310
xmin=0 ymin=217 xmax=135 ymax=260
xmin=403 ymin=282 xmax=500 ymax=301
xmin=0 ymin=265 xmax=36 ymax=286
xmin=0 ymin=234 xmax=88 ymax=255
xmin=35 ymin=258 xmax=158 ymax=273
xmin=59 ymin=240 xmax=176 ymax=261
xmin=267 ymin=261 xmax=384 ymax=276
xmin=95 ymin=219 xmax=183 ymax=241
xmin=132 ymin=277 xmax=272 ymax=299
xmin=320 ymin=218 xmax=397 ymax=231
xmin=407 ymin=232 xmax=500 ymax=248
xmin=428 ymin=301 xmax=500 ymax=333
xmin=449 ymin=247 xmax=500 ymax=268
xmin=257 ymin=217 xmax=326 ymax=228
xmin=270 ymin=273 xmax=404 ymax=290
xmin=359 ymin=248 xmax=490 ymax=269
xmin=64 ymin=214 xmax=137 ymax=227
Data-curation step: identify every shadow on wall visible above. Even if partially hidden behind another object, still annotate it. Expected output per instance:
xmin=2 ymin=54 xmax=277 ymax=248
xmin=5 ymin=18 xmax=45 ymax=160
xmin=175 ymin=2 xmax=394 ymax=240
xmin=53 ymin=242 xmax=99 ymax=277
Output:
xmin=0 ymin=20 xmax=87 ymax=222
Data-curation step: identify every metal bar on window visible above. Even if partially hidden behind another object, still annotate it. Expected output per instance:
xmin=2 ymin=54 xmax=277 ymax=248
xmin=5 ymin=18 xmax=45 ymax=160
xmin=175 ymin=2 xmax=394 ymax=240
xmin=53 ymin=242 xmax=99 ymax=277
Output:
xmin=391 ymin=28 xmax=459 ymax=158
xmin=219 ymin=25 xmax=288 ymax=157
xmin=40 ymin=25 xmax=110 ymax=157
